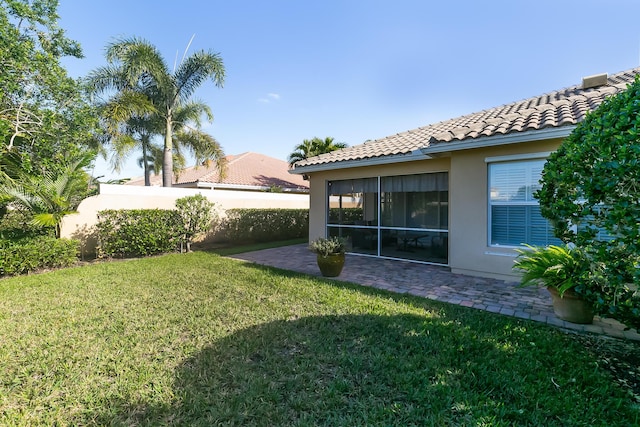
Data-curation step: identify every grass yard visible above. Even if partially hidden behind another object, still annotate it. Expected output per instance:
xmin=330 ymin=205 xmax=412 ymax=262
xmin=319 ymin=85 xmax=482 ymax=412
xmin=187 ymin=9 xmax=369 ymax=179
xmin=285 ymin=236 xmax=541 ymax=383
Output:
xmin=0 ymin=251 xmax=638 ymax=426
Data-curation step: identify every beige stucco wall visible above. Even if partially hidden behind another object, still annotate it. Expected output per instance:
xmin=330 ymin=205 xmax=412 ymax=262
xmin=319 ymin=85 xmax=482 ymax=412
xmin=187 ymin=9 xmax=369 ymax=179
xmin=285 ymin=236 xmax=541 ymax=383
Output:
xmin=61 ymin=184 xmax=309 ymax=258
xmin=306 ymin=139 xmax=562 ymax=281
xmin=448 ymin=139 xmax=561 ymax=280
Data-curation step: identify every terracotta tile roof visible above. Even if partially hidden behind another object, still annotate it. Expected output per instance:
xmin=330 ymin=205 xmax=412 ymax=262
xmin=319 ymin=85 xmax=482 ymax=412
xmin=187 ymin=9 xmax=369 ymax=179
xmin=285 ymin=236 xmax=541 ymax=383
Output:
xmin=293 ymin=67 xmax=640 ymax=169
xmin=127 ymin=152 xmax=309 ymax=192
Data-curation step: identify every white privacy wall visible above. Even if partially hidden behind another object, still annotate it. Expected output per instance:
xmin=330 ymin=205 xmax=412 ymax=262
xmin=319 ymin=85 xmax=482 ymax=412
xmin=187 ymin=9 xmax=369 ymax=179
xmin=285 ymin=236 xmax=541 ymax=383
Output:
xmin=60 ymin=184 xmax=309 ymax=257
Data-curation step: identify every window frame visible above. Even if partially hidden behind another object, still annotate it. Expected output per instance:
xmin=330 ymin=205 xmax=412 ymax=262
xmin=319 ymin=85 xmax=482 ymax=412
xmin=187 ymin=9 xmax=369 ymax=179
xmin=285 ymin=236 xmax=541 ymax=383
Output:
xmin=486 ymin=152 xmax=559 ymax=248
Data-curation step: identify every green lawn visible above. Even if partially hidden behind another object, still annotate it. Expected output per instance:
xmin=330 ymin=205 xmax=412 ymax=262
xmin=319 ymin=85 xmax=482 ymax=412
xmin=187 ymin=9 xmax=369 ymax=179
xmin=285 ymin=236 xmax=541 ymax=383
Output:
xmin=0 ymin=251 xmax=637 ymax=426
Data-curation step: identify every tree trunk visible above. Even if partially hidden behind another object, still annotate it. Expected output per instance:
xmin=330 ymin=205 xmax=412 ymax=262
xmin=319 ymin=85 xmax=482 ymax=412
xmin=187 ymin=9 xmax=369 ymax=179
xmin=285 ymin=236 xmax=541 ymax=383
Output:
xmin=162 ymin=113 xmax=173 ymax=187
xmin=142 ymin=140 xmax=151 ymax=186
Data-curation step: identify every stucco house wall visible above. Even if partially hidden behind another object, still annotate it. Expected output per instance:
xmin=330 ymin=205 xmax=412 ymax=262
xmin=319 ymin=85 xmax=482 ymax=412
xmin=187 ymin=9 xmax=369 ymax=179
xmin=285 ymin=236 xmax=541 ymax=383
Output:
xmin=448 ymin=139 xmax=562 ymax=280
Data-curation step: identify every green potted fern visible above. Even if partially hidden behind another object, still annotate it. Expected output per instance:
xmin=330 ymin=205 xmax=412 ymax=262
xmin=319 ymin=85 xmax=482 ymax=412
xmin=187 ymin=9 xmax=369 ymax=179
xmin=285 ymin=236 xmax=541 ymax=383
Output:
xmin=513 ymin=244 xmax=595 ymax=324
xmin=309 ymin=236 xmax=347 ymax=277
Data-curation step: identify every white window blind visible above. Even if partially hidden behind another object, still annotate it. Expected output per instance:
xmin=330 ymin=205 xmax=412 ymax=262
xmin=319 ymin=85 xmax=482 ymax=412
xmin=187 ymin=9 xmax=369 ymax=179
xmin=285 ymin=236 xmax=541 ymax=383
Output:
xmin=489 ymin=159 xmax=561 ymax=246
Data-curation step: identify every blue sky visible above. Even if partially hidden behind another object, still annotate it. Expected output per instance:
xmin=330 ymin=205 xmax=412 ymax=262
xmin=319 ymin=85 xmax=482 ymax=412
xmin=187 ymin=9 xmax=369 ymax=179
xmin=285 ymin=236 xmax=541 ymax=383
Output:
xmin=58 ymin=0 xmax=640 ymax=180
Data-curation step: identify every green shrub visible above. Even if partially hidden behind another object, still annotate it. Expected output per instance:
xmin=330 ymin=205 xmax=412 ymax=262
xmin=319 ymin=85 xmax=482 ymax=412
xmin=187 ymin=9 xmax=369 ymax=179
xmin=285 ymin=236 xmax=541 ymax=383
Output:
xmin=0 ymin=209 xmax=54 ymax=240
xmin=537 ymin=76 xmax=640 ymax=330
xmin=513 ymin=244 xmax=604 ymax=298
xmin=309 ymin=236 xmax=347 ymax=257
xmin=220 ymin=209 xmax=309 ymax=243
xmin=175 ymin=194 xmax=218 ymax=252
xmin=95 ymin=209 xmax=181 ymax=258
xmin=0 ymin=236 xmax=79 ymax=276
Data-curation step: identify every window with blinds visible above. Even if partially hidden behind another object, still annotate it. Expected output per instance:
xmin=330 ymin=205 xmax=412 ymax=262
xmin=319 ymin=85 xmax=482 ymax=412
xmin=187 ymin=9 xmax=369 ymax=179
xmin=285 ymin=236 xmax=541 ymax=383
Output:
xmin=489 ymin=159 xmax=561 ymax=246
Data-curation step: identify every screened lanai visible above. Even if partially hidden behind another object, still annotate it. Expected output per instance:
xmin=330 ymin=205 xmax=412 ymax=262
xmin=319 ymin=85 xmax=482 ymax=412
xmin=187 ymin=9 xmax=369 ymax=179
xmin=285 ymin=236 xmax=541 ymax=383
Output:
xmin=326 ymin=172 xmax=449 ymax=265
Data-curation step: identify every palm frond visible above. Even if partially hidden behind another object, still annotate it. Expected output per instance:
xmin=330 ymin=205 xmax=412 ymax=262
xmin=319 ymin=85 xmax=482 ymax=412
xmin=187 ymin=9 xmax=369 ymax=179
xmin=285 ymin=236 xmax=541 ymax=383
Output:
xmin=86 ymin=65 xmax=130 ymax=94
xmin=287 ymin=137 xmax=348 ymax=167
xmin=174 ymin=50 xmax=225 ymax=103
xmin=172 ymin=101 xmax=213 ymax=127
xmin=106 ymin=37 xmax=171 ymax=94
xmin=100 ymin=91 xmax=157 ymax=132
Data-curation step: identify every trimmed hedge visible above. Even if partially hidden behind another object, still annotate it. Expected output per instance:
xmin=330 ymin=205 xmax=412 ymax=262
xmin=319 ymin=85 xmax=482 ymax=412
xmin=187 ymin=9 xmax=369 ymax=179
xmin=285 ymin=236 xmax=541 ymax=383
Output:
xmin=0 ymin=236 xmax=80 ymax=276
xmin=95 ymin=209 xmax=181 ymax=258
xmin=220 ymin=209 xmax=309 ymax=243
xmin=0 ymin=209 xmax=54 ymax=240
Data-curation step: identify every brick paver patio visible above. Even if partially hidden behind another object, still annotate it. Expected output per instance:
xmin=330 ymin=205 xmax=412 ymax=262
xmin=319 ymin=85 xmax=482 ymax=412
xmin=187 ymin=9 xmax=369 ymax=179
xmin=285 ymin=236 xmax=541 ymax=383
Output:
xmin=231 ymin=244 xmax=640 ymax=342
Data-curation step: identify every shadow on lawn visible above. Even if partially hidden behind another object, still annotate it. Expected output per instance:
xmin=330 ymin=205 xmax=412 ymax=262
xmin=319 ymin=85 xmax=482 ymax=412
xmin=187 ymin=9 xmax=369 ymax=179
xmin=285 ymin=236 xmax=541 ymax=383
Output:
xmin=92 ymin=311 xmax=635 ymax=426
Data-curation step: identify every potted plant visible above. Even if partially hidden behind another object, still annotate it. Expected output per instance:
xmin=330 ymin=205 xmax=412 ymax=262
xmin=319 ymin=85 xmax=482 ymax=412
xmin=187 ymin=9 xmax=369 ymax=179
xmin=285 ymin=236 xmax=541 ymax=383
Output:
xmin=513 ymin=244 xmax=596 ymax=324
xmin=309 ymin=236 xmax=347 ymax=277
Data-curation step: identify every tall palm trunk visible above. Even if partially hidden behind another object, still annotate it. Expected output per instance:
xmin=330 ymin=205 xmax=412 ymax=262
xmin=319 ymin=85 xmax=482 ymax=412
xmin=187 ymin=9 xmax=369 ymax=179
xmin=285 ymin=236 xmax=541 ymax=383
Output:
xmin=163 ymin=111 xmax=173 ymax=187
xmin=141 ymin=135 xmax=151 ymax=186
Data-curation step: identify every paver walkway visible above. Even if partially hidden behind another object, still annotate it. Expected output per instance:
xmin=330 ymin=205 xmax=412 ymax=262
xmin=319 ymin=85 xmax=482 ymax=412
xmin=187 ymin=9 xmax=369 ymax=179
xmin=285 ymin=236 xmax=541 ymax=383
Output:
xmin=231 ymin=244 xmax=640 ymax=342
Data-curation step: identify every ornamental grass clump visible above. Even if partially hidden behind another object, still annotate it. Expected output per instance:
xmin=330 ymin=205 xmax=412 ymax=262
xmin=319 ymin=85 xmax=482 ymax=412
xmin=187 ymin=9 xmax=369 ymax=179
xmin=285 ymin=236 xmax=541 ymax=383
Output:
xmin=309 ymin=236 xmax=346 ymax=257
xmin=513 ymin=244 xmax=595 ymax=297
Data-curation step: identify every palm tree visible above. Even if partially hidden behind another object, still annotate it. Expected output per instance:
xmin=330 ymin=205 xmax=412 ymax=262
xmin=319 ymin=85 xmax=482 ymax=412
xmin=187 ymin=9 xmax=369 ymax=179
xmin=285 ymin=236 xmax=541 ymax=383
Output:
xmin=312 ymin=136 xmax=348 ymax=154
xmin=89 ymin=37 xmax=226 ymax=186
xmin=0 ymin=152 xmax=93 ymax=237
xmin=288 ymin=136 xmax=348 ymax=167
xmin=135 ymin=136 xmax=163 ymax=186
xmin=170 ymin=101 xmax=227 ymax=181
xmin=96 ymin=92 xmax=225 ymax=185
xmin=90 ymin=65 xmax=162 ymax=185
xmin=287 ymin=138 xmax=316 ymax=167
xmin=106 ymin=114 xmax=163 ymax=186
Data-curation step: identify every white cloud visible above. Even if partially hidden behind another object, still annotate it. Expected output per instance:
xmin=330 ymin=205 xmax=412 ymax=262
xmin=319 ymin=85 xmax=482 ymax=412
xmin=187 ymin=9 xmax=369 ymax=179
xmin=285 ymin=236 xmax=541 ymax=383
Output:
xmin=258 ymin=92 xmax=281 ymax=103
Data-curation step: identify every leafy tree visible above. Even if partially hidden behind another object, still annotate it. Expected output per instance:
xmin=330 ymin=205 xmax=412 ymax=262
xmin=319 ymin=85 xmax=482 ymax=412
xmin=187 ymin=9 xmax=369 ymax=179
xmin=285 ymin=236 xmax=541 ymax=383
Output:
xmin=88 ymin=37 xmax=226 ymax=186
xmin=536 ymin=76 xmax=640 ymax=330
xmin=288 ymin=136 xmax=347 ymax=167
xmin=175 ymin=194 xmax=217 ymax=252
xmin=0 ymin=0 xmax=98 ymax=177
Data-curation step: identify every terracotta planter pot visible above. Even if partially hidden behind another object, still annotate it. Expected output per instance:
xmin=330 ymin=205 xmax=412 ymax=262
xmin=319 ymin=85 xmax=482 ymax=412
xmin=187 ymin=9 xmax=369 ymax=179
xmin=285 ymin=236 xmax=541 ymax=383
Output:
xmin=547 ymin=287 xmax=594 ymax=324
xmin=316 ymin=253 xmax=345 ymax=277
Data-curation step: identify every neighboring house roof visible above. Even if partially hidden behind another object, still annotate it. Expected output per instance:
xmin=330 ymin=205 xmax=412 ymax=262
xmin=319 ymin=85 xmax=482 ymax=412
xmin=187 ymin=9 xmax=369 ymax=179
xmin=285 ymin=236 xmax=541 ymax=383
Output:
xmin=127 ymin=152 xmax=309 ymax=192
xmin=292 ymin=67 xmax=640 ymax=172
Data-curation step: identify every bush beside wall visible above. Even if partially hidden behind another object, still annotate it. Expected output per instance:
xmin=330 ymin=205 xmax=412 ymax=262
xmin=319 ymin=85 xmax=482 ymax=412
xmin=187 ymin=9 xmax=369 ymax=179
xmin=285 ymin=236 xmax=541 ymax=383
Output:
xmin=95 ymin=209 xmax=181 ymax=258
xmin=0 ymin=236 xmax=79 ymax=276
xmin=220 ymin=209 xmax=309 ymax=243
xmin=95 ymin=208 xmax=308 ymax=257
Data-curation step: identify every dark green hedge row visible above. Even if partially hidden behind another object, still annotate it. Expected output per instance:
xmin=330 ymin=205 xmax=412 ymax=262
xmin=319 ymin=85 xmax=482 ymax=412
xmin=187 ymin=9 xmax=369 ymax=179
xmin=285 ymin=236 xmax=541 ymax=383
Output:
xmin=0 ymin=209 xmax=54 ymax=240
xmin=220 ymin=209 xmax=309 ymax=243
xmin=95 ymin=209 xmax=182 ymax=258
xmin=0 ymin=236 xmax=79 ymax=276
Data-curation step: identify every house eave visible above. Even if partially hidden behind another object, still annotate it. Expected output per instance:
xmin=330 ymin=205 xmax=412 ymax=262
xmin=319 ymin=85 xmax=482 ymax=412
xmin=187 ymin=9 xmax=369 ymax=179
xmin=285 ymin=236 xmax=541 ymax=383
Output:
xmin=421 ymin=126 xmax=575 ymax=155
xmin=289 ymin=150 xmax=433 ymax=175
